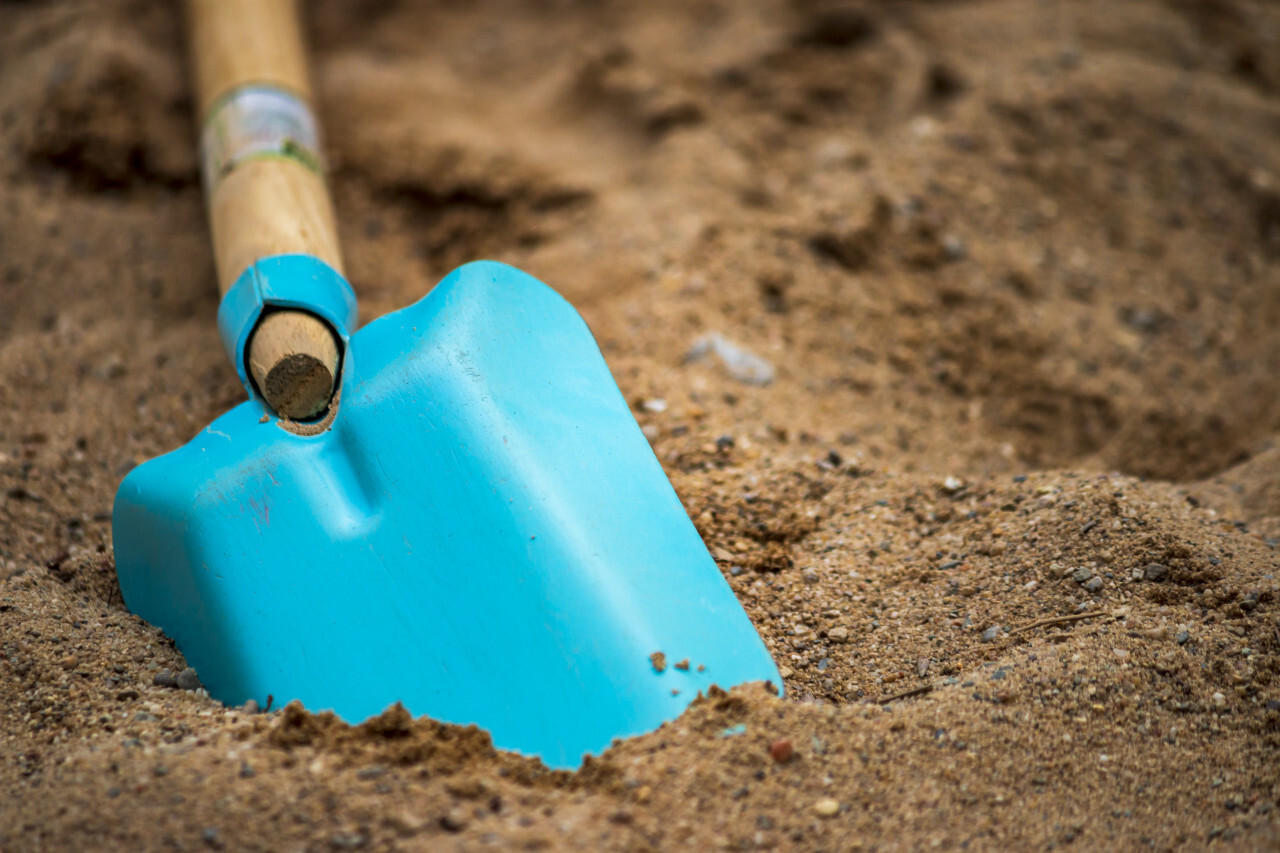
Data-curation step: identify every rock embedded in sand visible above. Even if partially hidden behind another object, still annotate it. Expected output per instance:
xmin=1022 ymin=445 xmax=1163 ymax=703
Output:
xmin=769 ymin=739 xmax=794 ymax=763
xmin=827 ymin=627 xmax=849 ymax=642
xmin=813 ymin=798 xmax=840 ymax=818
xmin=152 ymin=669 xmax=177 ymax=688
xmin=1144 ymin=563 xmax=1169 ymax=581
xmin=685 ymin=333 xmax=775 ymax=386
xmin=175 ymin=668 xmax=202 ymax=691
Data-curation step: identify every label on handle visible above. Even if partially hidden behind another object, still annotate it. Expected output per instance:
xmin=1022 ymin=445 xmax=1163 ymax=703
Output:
xmin=201 ymin=85 xmax=324 ymax=194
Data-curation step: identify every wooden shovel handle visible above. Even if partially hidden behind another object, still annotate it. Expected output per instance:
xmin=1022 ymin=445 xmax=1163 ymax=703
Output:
xmin=189 ymin=0 xmax=341 ymax=420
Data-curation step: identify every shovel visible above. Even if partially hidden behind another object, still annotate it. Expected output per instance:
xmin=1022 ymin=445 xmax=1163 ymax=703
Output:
xmin=112 ymin=0 xmax=780 ymax=768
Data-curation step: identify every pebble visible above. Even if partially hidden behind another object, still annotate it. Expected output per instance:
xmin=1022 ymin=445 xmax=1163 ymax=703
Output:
xmin=176 ymin=668 xmax=202 ymax=691
xmin=1072 ymin=567 xmax=1092 ymax=584
xmin=801 ymin=568 xmax=820 ymax=584
xmin=982 ymin=626 xmax=1000 ymax=642
xmin=1212 ymin=692 xmax=1226 ymax=707
xmin=1176 ymin=629 xmax=1190 ymax=645
xmin=813 ymin=798 xmax=841 ymax=818
xmin=1084 ymin=577 xmax=1104 ymax=594
xmin=685 ymin=333 xmax=775 ymax=385
xmin=153 ymin=669 xmax=178 ymax=689
xmin=769 ymin=739 xmax=794 ymax=763
xmin=242 ymin=699 xmax=260 ymax=714
xmin=1144 ymin=563 xmax=1169 ymax=582
xmin=827 ymin=627 xmax=849 ymax=642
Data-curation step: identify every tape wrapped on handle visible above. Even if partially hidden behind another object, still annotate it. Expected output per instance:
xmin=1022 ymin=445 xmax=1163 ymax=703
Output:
xmin=201 ymin=85 xmax=325 ymax=195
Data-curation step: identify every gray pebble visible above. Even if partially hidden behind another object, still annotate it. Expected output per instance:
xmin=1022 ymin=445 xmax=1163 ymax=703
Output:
xmin=1144 ymin=563 xmax=1168 ymax=581
xmin=153 ymin=669 xmax=178 ymax=688
xmin=1084 ymin=577 xmax=1104 ymax=594
xmin=982 ymin=626 xmax=1000 ymax=642
xmin=176 ymin=668 xmax=202 ymax=691
xmin=685 ymin=333 xmax=775 ymax=385
xmin=1176 ymin=629 xmax=1190 ymax=645
xmin=1072 ymin=567 xmax=1092 ymax=584
xmin=991 ymin=669 xmax=1007 ymax=681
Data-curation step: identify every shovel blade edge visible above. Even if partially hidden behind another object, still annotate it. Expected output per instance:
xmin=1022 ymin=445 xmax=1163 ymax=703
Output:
xmin=113 ymin=261 xmax=780 ymax=768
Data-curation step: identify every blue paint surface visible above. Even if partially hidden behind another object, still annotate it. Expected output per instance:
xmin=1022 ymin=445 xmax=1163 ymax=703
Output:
xmin=113 ymin=259 xmax=780 ymax=768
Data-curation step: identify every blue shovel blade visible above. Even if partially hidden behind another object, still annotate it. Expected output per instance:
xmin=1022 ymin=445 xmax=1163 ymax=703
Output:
xmin=112 ymin=261 xmax=780 ymax=768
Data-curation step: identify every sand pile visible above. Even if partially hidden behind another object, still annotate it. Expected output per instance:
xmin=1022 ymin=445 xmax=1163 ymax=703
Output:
xmin=2 ymin=0 xmax=1278 ymax=849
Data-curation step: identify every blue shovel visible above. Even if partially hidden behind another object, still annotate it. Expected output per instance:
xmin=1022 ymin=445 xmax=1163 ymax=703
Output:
xmin=112 ymin=0 xmax=780 ymax=768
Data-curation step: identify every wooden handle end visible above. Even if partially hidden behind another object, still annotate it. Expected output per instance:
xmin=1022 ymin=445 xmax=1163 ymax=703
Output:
xmin=248 ymin=311 xmax=340 ymax=420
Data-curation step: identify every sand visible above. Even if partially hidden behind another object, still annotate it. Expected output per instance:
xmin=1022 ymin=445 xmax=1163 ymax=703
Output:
xmin=2 ymin=0 xmax=1279 ymax=849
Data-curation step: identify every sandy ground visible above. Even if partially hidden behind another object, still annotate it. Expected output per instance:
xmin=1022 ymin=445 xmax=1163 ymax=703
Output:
xmin=3 ymin=0 xmax=1280 ymax=849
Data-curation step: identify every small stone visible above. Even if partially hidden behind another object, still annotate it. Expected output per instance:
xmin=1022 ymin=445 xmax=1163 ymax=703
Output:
xmin=813 ymin=798 xmax=841 ymax=818
xmin=175 ymin=668 xmax=202 ymax=691
xmin=1144 ymin=563 xmax=1168 ymax=582
xmin=1176 ymin=629 xmax=1190 ymax=645
xmin=239 ymin=762 xmax=255 ymax=779
xmin=153 ymin=669 xmax=178 ymax=688
xmin=1072 ymin=567 xmax=1092 ymax=584
xmin=116 ymin=689 xmax=140 ymax=702
xmin=729 ymin=565 xmax=745 ymax=577
xmin=356 ymin=765 xmax=386 ymax=780
xmin=1211 ymin=692 xmax=1226 ymax=707
xmin=201 ymin=827 xmax=220 ymax=847
xmin=1131 ymin=568 xmax=1145 ymax=580
xmin=827 ymin=627 xmax=849 ymax=642
xmin=1113 ymin=648 xmax=1129 ymax=660
xmin=242 ymin=699 xmax=260 ymax=714
xmin=685 ymin=333 xmax=775 ymax=385
xmin=778 ymin=665 xmax=794 ymax=679
xmin=1084 ymin=577 xmax=1104 ymax=594
xmin=982 ymin=626 xmax=1001 ymax=642
xmin=439 ymin=808 xmax=469 ymax=833
xmin=769 ymin=739 xmax=794 ymax=763
xmin=801 ymin=568 xmax=820 ymax=584
xmin=991 ymin=669 xmax=1007 ymax=681
xmin=917 ymin=658 xmax=930 ymax=677
xmin=642 ymin=398 xmax=667 ymax=413
xmin=942 ymin=234 xmax=966 ymax=261
xmin=942 ymin=476 xmax=964 ymax=493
